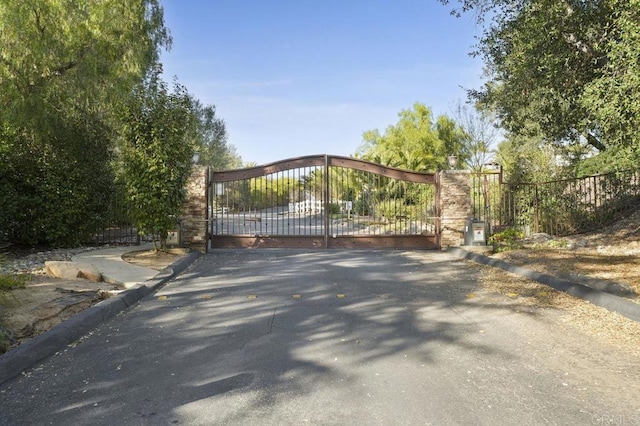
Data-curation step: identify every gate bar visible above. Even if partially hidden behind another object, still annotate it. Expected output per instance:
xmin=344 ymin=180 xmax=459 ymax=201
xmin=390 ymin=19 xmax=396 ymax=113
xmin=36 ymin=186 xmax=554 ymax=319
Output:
xmin=324 ymin=154 xmax=329 ymax=248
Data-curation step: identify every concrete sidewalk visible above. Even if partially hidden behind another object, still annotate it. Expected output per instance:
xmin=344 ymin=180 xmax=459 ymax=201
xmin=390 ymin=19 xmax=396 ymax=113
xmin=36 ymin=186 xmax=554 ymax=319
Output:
xmin=0 ymin=244 xmax=201 ymax=385
xmin=72 ymin=243 xmax=158 ymax=288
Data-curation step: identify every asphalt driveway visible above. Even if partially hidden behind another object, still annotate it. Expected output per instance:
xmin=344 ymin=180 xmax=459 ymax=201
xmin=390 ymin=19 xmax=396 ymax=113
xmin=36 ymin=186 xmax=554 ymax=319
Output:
xmin=1 ymin=250 xmax=639 ymax=425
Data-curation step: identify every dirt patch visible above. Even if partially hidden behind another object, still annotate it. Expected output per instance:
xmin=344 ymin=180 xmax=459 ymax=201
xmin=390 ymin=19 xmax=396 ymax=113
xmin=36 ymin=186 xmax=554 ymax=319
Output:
xmin=0 ymin=275 xmax=121 ymax=351
xmin=0 ymin=248 xmax=187 ymax=354
xmin=121 ymin=248 xmax=187 ymax=271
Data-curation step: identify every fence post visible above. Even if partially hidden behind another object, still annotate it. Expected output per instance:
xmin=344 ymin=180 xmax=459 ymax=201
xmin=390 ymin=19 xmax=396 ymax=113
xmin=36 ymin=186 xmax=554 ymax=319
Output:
xmin=181 ymin=165 xmax=208 ymax=252
xmin=534 ymin=184 xmax=539 ymax=234
xmin=438 ymin=170 xmax=471 ymax=248
xmin=324 ymin=154 xmax=330 ymax=248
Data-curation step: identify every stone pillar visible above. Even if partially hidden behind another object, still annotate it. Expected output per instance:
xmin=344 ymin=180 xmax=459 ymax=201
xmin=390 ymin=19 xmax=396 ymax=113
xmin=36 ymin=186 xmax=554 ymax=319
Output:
xmin=439 ymin=170 xmax=471 ymax=248
xmin=181 ymin=165 xmax=208 ymax=252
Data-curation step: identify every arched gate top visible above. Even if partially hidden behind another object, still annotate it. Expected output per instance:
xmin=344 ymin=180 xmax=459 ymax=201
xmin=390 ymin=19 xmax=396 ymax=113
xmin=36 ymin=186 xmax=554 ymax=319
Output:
xmin=212 ymin=154 xmax=436 ymax=184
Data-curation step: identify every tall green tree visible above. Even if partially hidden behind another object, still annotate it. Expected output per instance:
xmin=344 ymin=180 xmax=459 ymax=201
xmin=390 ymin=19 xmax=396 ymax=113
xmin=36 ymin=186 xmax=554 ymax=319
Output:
xmin=581 ymin=1 xmax=640 ymax=164
xmin=496 ymin=134 xmax=562 ymax=184
xmin=441 ymin=0 xmax=640 ymax=171
xmin=118 ymin=71 xmax=197 ymax=250
xmin=0 ymin=0 xmax=170 ymax=245
xmin=190 ymin=100 xmax=242 ymax=170
xmin=0 ymin=0 xmax=170 ymax=129
xmin=356 ymin=103 xmax=467 ymax=172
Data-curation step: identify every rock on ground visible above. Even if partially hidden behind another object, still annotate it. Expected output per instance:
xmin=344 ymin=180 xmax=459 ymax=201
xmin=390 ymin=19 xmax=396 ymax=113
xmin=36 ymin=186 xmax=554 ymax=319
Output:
xmin=44 ymin=261 xmax=102 ymax=282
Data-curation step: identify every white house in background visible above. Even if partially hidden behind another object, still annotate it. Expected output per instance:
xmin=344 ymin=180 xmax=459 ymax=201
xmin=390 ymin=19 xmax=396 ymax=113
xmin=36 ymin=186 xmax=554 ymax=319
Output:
xmin=289 ymin=192 xmax=322 ymax=214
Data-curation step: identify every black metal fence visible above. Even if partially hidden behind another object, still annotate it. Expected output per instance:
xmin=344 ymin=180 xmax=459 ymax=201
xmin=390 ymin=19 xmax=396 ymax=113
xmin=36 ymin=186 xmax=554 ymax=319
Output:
xmin=472 ymin=169 xmax=640 ymax=237
xmin=91 ymin=169 xmax=640 ymax=246
xmin=85 ymin=184 xmax=140 ymax=245
xmin=470 ymin=170 xmax=503 ymax=235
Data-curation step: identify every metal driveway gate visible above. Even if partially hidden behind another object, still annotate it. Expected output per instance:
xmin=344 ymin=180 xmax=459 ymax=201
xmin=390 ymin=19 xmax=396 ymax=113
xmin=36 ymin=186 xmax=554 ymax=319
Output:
xmin=209 ymin=155 xmax=439 ymax=249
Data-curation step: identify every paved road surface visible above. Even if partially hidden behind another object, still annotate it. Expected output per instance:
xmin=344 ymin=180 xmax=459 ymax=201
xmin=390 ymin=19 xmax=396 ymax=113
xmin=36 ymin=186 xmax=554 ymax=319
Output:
xmin=1 ymin=250 xmax=639 ymax=425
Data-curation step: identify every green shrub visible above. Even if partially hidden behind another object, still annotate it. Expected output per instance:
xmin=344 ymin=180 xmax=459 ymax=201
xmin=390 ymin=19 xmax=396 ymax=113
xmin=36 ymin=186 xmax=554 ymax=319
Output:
xmin=0 ymin=328 xmax=12 ymax=354
xmin=376 ymin=201 xmax=410 ymax=221
xmin=489 ymin=228 xmax=524 ymax=252
xmin=0 ymin=273 xmax=27 ymax=291
xmin=547 ymin=238 xmax=569 ymax=249
xmin=0 ymin=117 xmax=115 ymax=246
xmin=119 ymin=72 xmax=196 ymax=250
xmin=0 ymin=273 xmax=27 ymax=307
xmin=0 ymin=268 xmax=26 ymax=353
xmin=327 ymin=203 xmax=341 ymax=216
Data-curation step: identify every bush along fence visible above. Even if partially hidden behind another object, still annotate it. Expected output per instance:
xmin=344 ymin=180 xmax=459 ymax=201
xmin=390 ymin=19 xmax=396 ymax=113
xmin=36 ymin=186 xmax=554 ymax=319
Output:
xmin=471 ymin=168 xmax=640 ymax=238
xmin=88 ymin=166 xmax=209 ymax=249
xmin=85 ymin=183 xmax=140 ymax=246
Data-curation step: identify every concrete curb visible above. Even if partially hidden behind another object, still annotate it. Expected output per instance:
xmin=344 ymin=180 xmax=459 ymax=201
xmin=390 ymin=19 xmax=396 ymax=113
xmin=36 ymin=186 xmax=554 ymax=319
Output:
xmin=0 ymin=251 xmax=201 ymax=386
xmin=450 ymin=247 xmax=640 ymax=323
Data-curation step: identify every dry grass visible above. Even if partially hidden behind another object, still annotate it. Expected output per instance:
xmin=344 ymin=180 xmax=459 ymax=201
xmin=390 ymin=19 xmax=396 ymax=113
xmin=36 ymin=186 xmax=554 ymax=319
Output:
xmin=478 ymin=209 xmax=640 ymax=357
xmin=494 ymin=249 xmax=640 ymax=300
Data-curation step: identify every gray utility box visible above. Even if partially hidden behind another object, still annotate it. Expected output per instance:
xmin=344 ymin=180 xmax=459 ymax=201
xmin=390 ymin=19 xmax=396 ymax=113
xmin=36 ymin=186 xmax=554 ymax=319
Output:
xmin=166 ymin=220 xmax=183 ymax=247
xmin=464 ymin=219 xmax=486 ymax=246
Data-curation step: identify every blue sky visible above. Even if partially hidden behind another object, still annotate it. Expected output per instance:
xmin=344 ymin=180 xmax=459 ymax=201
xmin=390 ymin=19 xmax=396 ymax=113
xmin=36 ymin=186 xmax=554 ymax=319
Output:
xmin=160 ymin=0 xmax=484 ymax=166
